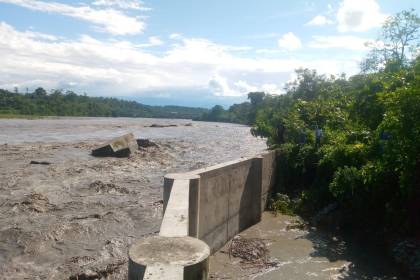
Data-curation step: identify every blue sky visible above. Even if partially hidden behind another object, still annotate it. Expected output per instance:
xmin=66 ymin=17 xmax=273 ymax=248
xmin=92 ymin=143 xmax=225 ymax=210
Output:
xmin=0 ymin=0 xmax=418 ymax=107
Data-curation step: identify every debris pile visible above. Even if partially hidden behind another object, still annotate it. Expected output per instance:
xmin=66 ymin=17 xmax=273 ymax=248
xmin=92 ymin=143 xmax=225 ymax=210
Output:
xmin=89 ymin=180 xmax=129 ymax=194
xmin=228 ymin=235 xmax=275 ymax=268
xmin=148 ymin=124 xmax=177 ymax=128
xmin=68 ymin=260 xmax=126 ymax=280
xmin=20 ymin=193 xmax=56 ymax=213
xmin=286 ymin=220 xmax=309 ymax=231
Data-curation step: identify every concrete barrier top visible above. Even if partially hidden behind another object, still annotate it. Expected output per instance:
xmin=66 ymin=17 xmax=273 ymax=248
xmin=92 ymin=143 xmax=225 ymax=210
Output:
xmin=129 ymin=236 xmax=210 ymax=266
xmin=160 ymin=179 xmax=190 ymax=237
xmin=185 ymin=150 xmax=274 ymax=177
xmin=164 ymin=173 xmax=200 ymax=180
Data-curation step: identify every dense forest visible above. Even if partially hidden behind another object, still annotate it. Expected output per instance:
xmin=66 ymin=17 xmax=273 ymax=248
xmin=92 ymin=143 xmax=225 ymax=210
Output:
xmin=0 ymin=88 xmax=208 ymax=119
xmin=208 ymin=10 xmax=420 ymax=245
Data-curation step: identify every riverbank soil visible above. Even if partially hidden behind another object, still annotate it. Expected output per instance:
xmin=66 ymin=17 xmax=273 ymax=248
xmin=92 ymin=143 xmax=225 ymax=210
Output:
xmin=209 ymin=212 xmax=404 ymax=280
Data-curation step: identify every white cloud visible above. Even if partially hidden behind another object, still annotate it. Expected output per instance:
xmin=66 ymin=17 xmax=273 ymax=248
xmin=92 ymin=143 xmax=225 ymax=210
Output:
xmin=278 ymin=32 xmax=302 ymax=51
xmin=0 ymin=0 xmax=145 ymax=35
xmin=135 ymin=36 xmax=163 ymax=47
xmin=261 ymin=84 xmax=282 ymax=95
xmin=306 ymin=15 xmax=333 ymax=26
xmin=92 ymin=0 xmax=151 ymax=11
xmin=336 ymin=0 xmax=387 ymax=32
xmin=255 ymin=49 xmax=283 ymax=54
xmin=209 ymin=74 xmax=237 ymax=96
xmin=209 ymin=78 xmax=274 ymax=97
xmin=169 ymin=33 xmax=183 ymax=40
xmin=165 ymin=38 xmax=232 ymax=65
xmin=0 ymin=22 xmax=362 ymax=99
xmin=309 ymin=35 xmax=373 ymax=51
xmin=23 ymin=30 xmax=60 ymax=41
xmin=234 ymin=80 xmax=258 ymax=94
xmin=148 ymin=36 xmax=163 ymax=46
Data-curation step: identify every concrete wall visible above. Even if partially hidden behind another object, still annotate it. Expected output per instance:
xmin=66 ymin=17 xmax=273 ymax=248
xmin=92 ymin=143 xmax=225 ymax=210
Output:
xmin=260 ymin=151 xmax=277 ymax=214
xmin=188 ymin=157 xmax=262 ymax=252
xmin=129 ymin=150 xmax=277 ymax=279
xmin=162 ymin=150 xmax=277 ymax=252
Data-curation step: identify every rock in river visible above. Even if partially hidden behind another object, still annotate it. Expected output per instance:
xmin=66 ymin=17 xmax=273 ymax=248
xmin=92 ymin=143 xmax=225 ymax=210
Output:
xmin=91 ymin=133 xmax=138 ymax=157
xmin=136 ymin=138 xmax=158 ymax=148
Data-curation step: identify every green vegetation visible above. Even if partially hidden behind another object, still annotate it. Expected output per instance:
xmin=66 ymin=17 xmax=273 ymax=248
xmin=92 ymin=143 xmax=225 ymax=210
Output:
xmin=268 ymin=193 xmax=296 ymax=216
xmin=195 ymin=92 xmax=266 ymax=124
xmin=250 ymin=10 xmax=420 ymax=237
xmin=0 ymin=88 xmax=208 ymax=119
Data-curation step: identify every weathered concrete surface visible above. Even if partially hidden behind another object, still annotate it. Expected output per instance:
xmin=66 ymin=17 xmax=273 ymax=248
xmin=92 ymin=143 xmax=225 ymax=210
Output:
xmin=128 ymin=236 xmax=210 ymax=280
xmin=185 ymin=151 xmax=276 ymax=253
xmin=160 ymin=179 xmax=190 ymax=237
xmin=259 ymin=151 xmax=277 ymax=213
xmin=92 ymin=133 xmax=137 ymax=157
xmin=160 ymin=174 xmax=200 ymax=238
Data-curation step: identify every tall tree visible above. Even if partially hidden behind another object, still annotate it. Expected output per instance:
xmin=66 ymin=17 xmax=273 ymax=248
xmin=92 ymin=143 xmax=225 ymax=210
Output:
xmin=247 ymin=92 xmax=265 ymax=106
xmin=362 ymin=9 xmax=420 ymax=72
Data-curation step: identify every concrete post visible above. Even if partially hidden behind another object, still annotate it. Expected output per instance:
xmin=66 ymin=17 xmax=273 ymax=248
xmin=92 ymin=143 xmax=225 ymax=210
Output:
xmin=128 ymin=236 xmax=210 ymax=280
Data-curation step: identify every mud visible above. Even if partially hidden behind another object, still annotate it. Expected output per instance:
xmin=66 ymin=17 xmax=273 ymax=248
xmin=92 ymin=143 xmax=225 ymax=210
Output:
xmin=0 ymin=117 xmax=267 ymax=280
xmin=210 ymin=212 xmax=404 ymax=280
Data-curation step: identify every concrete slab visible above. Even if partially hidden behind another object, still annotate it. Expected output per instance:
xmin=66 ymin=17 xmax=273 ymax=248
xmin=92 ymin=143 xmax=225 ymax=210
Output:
xmin=91 ymin=133 xmax=137 ymax=157
xmin=160 ymin=179 xmax=190 ymax=237
xmin=163 ymin=174 xmax=200 ymax=236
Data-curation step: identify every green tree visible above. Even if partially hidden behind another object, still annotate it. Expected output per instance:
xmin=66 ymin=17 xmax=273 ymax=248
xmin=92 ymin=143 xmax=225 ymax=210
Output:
xmin=247 ymin=92 xmax=265 ymax=106
xmin=362 ymin=9 xmax=420 ymax=72
xmin=0 ymin=88 xmax=208 ymax=119
xmin=251 ymin=28 xmax=420 ymax=236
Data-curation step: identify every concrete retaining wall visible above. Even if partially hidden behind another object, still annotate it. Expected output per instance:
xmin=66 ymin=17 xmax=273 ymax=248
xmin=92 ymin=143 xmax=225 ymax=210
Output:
xmin=188 ymin=157 xmax=262 ymax=252
xmin=128 ymin=150 xmax=277 ymax=280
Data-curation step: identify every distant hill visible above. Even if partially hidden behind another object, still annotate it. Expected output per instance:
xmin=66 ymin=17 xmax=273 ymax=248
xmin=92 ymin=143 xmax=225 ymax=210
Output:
xmin=0 ymin=88 xmax=208 ymax=119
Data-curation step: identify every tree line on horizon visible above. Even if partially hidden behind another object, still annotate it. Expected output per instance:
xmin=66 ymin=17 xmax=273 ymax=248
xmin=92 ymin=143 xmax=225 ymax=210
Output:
xmin=0 ymin=88 xmax=208 ymax=119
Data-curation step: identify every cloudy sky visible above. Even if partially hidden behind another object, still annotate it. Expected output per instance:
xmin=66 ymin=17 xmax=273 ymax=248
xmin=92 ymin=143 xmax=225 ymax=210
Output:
xmin=0 ymin=0 xmax=418 ymax=107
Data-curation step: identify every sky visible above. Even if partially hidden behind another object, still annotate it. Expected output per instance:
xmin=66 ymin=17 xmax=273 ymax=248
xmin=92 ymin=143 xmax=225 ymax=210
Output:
xmin=0 ymin=0 xmax=418 ymax=107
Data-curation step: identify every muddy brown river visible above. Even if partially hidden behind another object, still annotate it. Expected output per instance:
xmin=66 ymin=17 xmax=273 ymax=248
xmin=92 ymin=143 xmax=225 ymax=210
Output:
xmin=0 ymin=117 xmax=267 ymax=280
